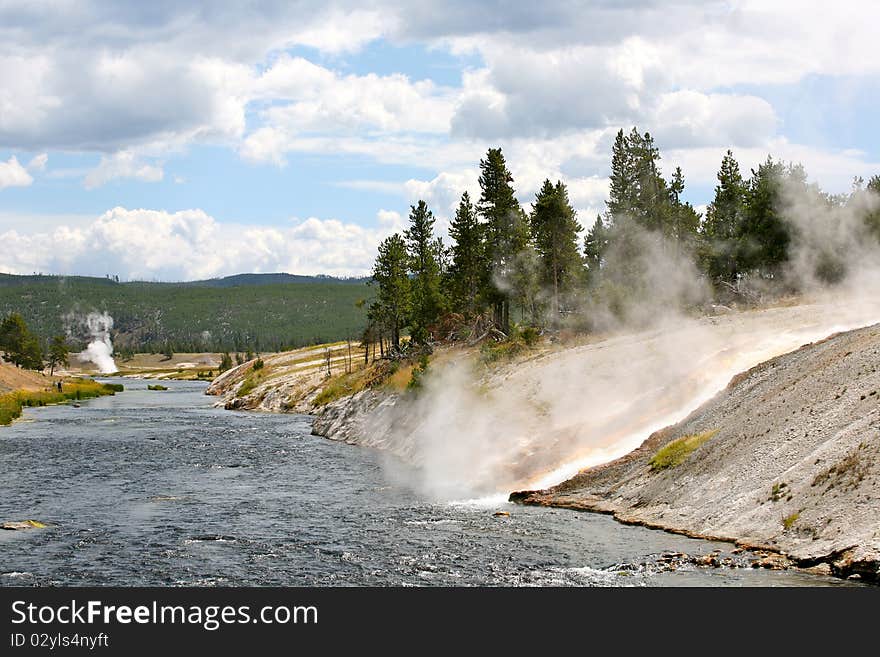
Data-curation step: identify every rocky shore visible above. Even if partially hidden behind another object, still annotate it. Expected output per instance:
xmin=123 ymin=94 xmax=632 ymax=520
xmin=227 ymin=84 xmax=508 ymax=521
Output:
xmin=511 ymin=325 xmax=880 ymax=582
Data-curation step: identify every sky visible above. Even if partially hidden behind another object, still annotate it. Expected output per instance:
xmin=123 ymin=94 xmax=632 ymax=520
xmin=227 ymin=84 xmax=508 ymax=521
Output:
xmin=1 ymin=0 xmax=879 ymax=281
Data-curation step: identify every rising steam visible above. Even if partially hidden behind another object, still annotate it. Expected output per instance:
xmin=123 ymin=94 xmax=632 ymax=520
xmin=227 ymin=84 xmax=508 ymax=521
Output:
xmin=370 ymin=183 xmax=880 ymax=500
xmin=69 ymin=311 xmax=118 ymax=373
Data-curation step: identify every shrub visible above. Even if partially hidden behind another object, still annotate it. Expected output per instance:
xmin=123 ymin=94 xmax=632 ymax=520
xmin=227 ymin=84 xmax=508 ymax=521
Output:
xmin=253 ymin=358 xmax=264 ymax=371
xmin=649 ymin=429 xmax=719 ymax=471
xmin=407 ymin=354 xmax=431 ymax=391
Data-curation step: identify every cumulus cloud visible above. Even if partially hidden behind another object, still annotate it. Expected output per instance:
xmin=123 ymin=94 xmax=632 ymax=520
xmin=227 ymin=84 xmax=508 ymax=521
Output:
xmin=84 ymin=151 xmax=164 ymax=189
xmin=0 ymin=156 xmax=33 ymax=189
xmin=0 ymin=206 xmax=402 ymax=280
xmin=1 ymin=0 xmax=879 ymax=252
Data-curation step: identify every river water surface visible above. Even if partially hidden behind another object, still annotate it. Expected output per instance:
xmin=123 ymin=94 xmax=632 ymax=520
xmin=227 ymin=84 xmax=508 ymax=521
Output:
xmin=0 ymin=380 xmax=848 ymax=586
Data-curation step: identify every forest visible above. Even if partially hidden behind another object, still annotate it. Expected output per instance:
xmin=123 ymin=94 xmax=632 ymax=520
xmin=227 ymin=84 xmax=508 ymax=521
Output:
xmin=366 ymin=127 xmax=880 ymax=356
xmin=0 ymin=274 xmax=372 ymax=355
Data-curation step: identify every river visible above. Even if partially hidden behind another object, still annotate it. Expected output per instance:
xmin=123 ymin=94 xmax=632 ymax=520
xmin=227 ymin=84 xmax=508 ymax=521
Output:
xmin=0 ymin=380 xmax=849 ymax=586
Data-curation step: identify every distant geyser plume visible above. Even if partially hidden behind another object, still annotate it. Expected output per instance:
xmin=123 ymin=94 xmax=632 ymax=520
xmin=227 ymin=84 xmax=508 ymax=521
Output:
xmin=374 ymin=179 xmax=880 ymax=501
xmin=73 ymin=312 xmax=118 ymax=374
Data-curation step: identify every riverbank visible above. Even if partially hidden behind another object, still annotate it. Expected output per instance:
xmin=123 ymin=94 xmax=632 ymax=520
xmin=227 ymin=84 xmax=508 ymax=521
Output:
xmin=511 ymin=324 xmax=880 ymax=582
xmin=206 ymin=295 xmax=880 ymax=581
xmin=0 ymin=363 xmax=123 ymax=425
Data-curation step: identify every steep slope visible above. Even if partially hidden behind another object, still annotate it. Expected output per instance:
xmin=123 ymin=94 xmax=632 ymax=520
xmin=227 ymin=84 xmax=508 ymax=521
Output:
xmin=513 ymin=325 xmax=880 ymax=581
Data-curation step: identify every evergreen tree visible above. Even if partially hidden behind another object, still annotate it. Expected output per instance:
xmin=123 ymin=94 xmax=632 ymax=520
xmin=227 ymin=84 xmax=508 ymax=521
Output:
xmin=607 ymin=129 xmax=636 ymax=220
xmin=47 ymin=335 xmax=69 ymax=376
xmin=864 ymin=175 xmax=880 ymax=239
xmin=583 ymin=215 xmax=609 ymax=280
xmin=738 ymin=156 xmax=791 ymax=276
xmin=701 ymin=150 xmax=746 ymax=283
xmin=530 ymin=180 xmax=584 ymax=320
xmin=219 ymin=352 xmax=233 ymax=373
xmin=404 ymin=200 xmax=443 ymax=343
xmin=0 ymin=313 xmax=43 ymax=370
xmin=448 ymin=192 xmax=485 ymax=317
xmin=478 ymin=147 xmax=524 ymax=333
xmin=370 ymin=233 xmax=411 ymax=351
xmin=666 ymin=166 xmax=701 ymax=247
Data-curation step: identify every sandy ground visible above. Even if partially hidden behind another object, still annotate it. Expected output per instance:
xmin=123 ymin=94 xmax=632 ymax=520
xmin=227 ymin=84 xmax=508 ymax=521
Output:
xmin=0 ymin=362 xmax=57 ymax=393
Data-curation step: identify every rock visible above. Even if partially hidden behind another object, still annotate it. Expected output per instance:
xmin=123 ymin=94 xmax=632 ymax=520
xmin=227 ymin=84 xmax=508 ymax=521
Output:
xmin=802 ymin=562 xmax=832 ymax=576
xmin=2 ymin=520 xmax=47 ymax=530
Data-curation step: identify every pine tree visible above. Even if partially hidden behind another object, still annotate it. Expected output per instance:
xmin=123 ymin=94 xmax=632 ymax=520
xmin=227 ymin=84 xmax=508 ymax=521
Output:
xmin=864 ymin=175 xmax=880 ymax=239
xmin=702 ymin=150 xmax=746 ymax=283
xmin=448 ymin=192 xmax=485 ymax=317
xmin=478 ymin=147 xmax=523 ymax=334
xmin=530 ymin=180 xmax=584 ymax=320
xmin=0 ymin=313 xmax=43 ymax=370
xmin=738 ymin=156 xmax=791 ymax=276
xmin=666 ymin=166 xmax=701 ymax=249
xmin=404 ymin=200 xmax=443 ymax=344
xmin=583 ymin=215 xmax=609 ymax=280
xmin=47 ymin=335 xmax=69 ymax=376
xmin=371 ymin=233 xmax=411 ymax=351
xmin=607 ymin=129 xmax=635 ymax=221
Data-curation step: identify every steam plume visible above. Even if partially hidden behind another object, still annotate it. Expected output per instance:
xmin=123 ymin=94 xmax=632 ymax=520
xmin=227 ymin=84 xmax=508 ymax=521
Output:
xmin=71 ymin=312 xmax=118 ymax=373
xmin=371 ymin=183 xmax=880 ymax=500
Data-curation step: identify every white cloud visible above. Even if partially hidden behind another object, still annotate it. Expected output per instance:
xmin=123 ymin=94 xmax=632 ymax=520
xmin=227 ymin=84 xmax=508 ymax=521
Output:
xmin=0 ymin=206 xmax=402 ymax=280
xmin=0 ymin=0 xmax=879 ymax=257
xmin=666 ymin=138 xmax=880 ymax=192
xmin=27 ymin=153 xmax=48 ymax=171
xmin=0 ymin=156 xmax=33 ymax=189
xmin=84 ymin=151 xmax=164 ymax=189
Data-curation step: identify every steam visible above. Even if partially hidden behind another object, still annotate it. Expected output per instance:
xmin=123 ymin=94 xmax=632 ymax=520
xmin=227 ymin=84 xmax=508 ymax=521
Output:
xmin=371 ymin=182 xmax=880 ymax=500
xmin=71 ymin=312 xmax=118 ymax=373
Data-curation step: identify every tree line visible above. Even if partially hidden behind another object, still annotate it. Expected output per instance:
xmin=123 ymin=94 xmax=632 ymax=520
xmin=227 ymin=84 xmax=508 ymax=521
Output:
xmin=366 ymin=127 xmax=880 ymax=354
xmin=0 ymin=312 xmax=69 ymax=374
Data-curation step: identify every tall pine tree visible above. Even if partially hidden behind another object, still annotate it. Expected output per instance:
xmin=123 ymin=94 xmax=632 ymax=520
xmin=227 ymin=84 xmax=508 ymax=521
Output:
xmin=701 ymin=150 xmax=746 ymax=284
xmin=738 ymin=156 xmax=791 ymax=277
xmin=404 ymin=200 xmax=443 ymax=344
xmin=448 ymin=192 xmax=484 ymax=317
xmin=530 ymin=180 xmax=584 ymax=320
xmin=478 ymin=148 xmax=523 ymax=334
xmin=370 ymin=233 xmax=411 ymax=352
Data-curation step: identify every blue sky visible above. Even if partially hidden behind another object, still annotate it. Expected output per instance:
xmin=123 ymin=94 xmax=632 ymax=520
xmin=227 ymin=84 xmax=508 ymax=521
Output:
xmin=1 ymin=1 xmax=879 ymax=280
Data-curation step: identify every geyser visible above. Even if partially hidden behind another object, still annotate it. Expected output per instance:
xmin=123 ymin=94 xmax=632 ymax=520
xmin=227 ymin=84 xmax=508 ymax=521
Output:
xmin=76 ymin=312 xmax=118 ymax=374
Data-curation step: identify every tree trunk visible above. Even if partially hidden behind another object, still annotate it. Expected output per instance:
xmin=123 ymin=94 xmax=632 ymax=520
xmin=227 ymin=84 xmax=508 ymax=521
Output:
xmin=553 ymin=268 xmax=559 ymax=326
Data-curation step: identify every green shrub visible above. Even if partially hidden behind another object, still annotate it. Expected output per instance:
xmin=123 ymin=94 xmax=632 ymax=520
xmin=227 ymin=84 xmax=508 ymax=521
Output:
xmin=407 ymin=354 xmax=431 ymax=391
xmin=147 ymin=384 xmax=168 ymax=391
xmin=649 ymin=429 xmax=719 ymax=471
xmin=253 ymin=358 xmax=264 ymax=370
xmin=782 ymin=512 xmax=799 ymax=530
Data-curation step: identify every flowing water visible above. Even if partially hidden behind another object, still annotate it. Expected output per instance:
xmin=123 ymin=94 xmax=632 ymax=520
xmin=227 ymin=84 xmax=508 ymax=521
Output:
xmin=0 ymin=380 xmax=849 ymax=586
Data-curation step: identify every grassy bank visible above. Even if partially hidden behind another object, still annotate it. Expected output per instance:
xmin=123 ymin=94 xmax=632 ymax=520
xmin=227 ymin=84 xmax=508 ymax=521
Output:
xmin=0 ymin=380 xmax=124 ymax=425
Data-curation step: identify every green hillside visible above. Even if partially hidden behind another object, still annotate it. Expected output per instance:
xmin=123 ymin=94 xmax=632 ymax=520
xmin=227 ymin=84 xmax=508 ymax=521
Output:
xmin=0 ymin=273 xmax=373 ymax=353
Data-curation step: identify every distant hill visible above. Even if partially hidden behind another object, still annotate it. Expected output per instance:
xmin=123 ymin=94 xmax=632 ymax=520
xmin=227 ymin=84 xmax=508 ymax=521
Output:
xmin=0 ymin=272 xmax=374 ymax=353
xmin=185 ymin=273 xmax=370 ymax=287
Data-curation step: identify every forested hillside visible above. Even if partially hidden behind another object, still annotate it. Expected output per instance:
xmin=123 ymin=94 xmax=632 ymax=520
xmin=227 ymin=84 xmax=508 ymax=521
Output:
xmin=0 ymin=274 xmax=372 ymax=353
